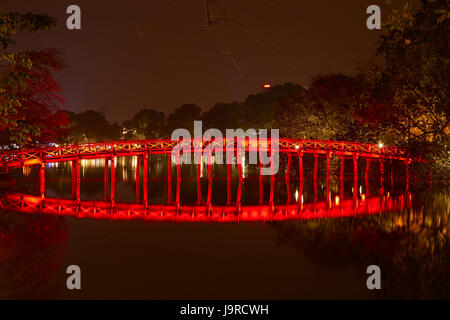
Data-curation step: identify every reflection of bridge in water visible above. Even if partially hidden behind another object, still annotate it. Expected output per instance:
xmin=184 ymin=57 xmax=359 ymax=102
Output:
xmin=1 ymin=192 xmax=411 ymax=222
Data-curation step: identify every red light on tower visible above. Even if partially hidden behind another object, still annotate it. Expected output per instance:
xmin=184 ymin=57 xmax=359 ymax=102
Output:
xmin=263 ymin=84 xmax=271 ymax=89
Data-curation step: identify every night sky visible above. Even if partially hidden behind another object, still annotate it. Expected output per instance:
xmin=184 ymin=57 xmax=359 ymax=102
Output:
xmin=0 ymin=0 xmax=410 ymax=123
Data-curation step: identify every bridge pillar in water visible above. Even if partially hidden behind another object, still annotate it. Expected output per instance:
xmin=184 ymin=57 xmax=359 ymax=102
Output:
xmin=207 ymin=154 xmax=212 ymax=205
xmin=226 ymin=153 xmax=232 ymax=205
xmin=71 ymin=159 xmax=81 ymax=202
xmin=39 ymin=163 xmax=45 ymax=199
xmin=313 ymin=154 xmax=319 ymax=202
xmin=286 ymin=153 xmax=292 ymax=203
xmin=270 ymin=155 xmax=275 ymax=205
xmin=365 ymin=159 xmax=370 ymax=197
xmin=136 ymin=156 xmax=141 ymax=203
xmin=390 ymin=159 xmax=394 ymax=191
xmin=176 ymin=155 xmax=181 ymax=205
xmin=197 ymin=162 xmax=202 ymax=204
xmin=143 ymin=154 xmax=148 ymax=206
xmin=297 ymin=150 xmax=303 ymax=206
xmin=340 ymin=156 xmax=345 ymax=200
xmin=104 ymin=158 xmax=109 ymax=201
xmin=167 ymin=154 xmax=172 ymax=204
xmin=405 ymin=159 xmax=410 ymax=193
xmin=326 ymin=152 xmax=331 ymax=206
xmin=110 ymin=156 xmax=115 ymax=204
xmin=259 ymin=162 xmax=264 ymax=204
xmin=353 ymin=153 xmax=358 ymax=200
xmin=379 ymin=159 xmax=384 ymax=196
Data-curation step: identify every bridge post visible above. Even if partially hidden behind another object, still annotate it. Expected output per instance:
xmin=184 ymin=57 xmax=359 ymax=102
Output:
xmin=39 ymin=163 xmax=45 ymax=200
xmin=390 ymin=159 xmax=394 ymax=191
xmin=270 ymin=155 xmax=275 ymax=205
xmin=314 ymin=154 xmax=319 ymax=202
xmin=365 ymin=159 xmax=370 ymax=197
xmin=259 ymin=162 xmax=264 ymax=204
xmin=353 ymin=153 xmax=358 ymax=200
xmin=326 ymin=152 xmax=331 ymax=206
xmin=136 ymin=156 xmax=141 ymax=203
xmin=167 ymin=154 xmax=172 ymax=204
xmin=286 ymin=153 xmax=292 ymax=203
xmin=207 ymin=153 xmax=212 ymax=205
xmin=176 ymin=155 xmax=181 ymax=205
xmin=71 ymin=160 xmax=76 ymax=199
xmin=379 ymin=159 xmax=384 ymax=196
xmin=104 ymin=158 xmax=109 ymax=201
xmin=73 ymin=159 xmax=81 ymax=203
xmin=226 ymin=151 xmax=232 ymax=205
xmin=110 ymin=157 xmax=115 ymax=204
xmin=143 ymin=153 xmax=148 ymax=207
xmin=297 ymin=150 xmax=303 ymax=206
xmin=197 ymin=162 xmax=202 ymax=204
xmin=405 ymin=159 xmax=410 ymax=193
xmin=236 ymin=169 xmax=243 ymax=207
xmin=340 ymin=156 xmax=345 ymax=200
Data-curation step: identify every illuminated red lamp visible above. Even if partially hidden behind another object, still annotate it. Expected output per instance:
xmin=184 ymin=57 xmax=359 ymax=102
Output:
xmin=263 ymin=84 xmax=271 ymax=89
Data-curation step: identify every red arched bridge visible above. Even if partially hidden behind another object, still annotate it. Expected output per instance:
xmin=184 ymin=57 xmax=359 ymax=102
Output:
xmin=0 ymin=138 xmax=413 ymax=213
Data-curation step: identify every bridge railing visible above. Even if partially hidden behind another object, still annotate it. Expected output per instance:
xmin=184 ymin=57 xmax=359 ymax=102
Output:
xmin=0 ymin=138 xmax=409 ymax=167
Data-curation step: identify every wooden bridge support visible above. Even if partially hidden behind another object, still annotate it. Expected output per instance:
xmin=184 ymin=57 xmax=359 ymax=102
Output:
xmin=167 ymin=154 xmax=172 ymax=204
xmin=143 ymin=154 xmax=148 ymax=206
xmin=71 ymin=159 xmax=81 ymax=203
xmin=390 ymin=160 xmax=394 ymax=191
xmin=236 ymin=168 xmax=243 ymax=207
xmin=313 ymin=154 xmax=318 ymax=202
xmin=136 ymin=156 xmax=141 ymax=203
xmin=340 ymin=156 xmax=345 ymax=200
xmin=207 ymin=154 xmax=212 ymax=205
xmin=259 ymin=163 xmax=264 ymax=204
xmin=71 ymin=161 xmax=76 ymax=199
xmin=226 ymin=152 xmax=232 ymax=205
xmin=110 ymin=157 xmax=115 ymax=204
xmin=365 ymin=159 xmax=370 ymax=197
xmin=326 ymin=152 xmax=331 ymax=205
xmin=353 ymin=154 xmax=358 ymax=200
xmin=297 ymin=150 xmax=303 ymax=205
xmin=176 ymin=155 xmax=181 ymax=205
xmin=197 ymin=162 xmax=202 ymax=204
xmin=270 ymin=155 xmax=275 ymax=205
xmin=286 ymin=153 xmax=292 ymax=203
xmin=39 ymin=163 xmax=45 ymax=200
xmin=379 ymin=159 xmax=384 ymax=196
xmin=405 ymin=160 xmax=410 ymax=193
xmin=104 ymin=158 xmax=109 ymax=201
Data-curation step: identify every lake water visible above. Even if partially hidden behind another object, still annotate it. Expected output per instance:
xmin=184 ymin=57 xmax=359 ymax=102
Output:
xmin=0 ymin=155 xmax=448 ymax=299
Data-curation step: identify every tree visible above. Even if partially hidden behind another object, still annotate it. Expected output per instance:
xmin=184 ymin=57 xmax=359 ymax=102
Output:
xmin=0 ymin=50 xmax=69 ymax=146
xmin=361 ymin=0 xmax=449 ymax=146
xmin=276 ymin=75 xmax=387 ymax=143
xmin=0 ymin=12 xmax=66 ymax=146
xmin=201 ymin=101 xmax=245 ymax=132
xmin=166 ymin=104 xmax=202 ymax=135
xmin=244 ymin=82 xmax=302 ymax=129
xmin=123 ymin=108 xmax=166 ymax=139
xmin=64 ymin=110 xmax=121 ymax=143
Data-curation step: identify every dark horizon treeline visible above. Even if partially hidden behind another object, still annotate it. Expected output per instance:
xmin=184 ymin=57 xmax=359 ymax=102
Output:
xmin=61 ymin=82 xmax=302 ymax=143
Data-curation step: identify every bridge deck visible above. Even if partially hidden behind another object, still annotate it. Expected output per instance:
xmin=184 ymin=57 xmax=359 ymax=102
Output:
xmin=0 ymin=138 xmax=409 ymax=169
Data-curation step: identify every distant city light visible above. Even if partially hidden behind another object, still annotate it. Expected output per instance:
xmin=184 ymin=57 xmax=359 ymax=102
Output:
xmin=263 ymin=84 xmax=271 ymax=89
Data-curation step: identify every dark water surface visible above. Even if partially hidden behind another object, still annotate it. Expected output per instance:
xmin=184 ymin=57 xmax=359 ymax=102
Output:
xmin=0 ymin=156 xmax=448 ymax=299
